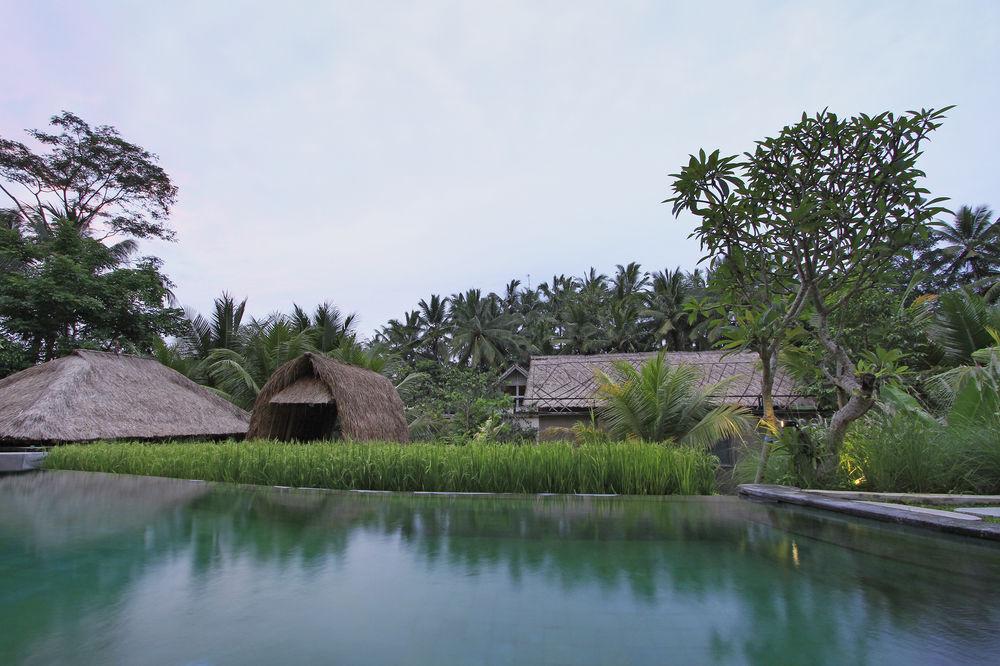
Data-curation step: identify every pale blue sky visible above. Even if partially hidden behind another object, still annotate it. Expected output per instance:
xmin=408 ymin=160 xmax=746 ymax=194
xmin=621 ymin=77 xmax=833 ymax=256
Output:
xmin=4 ymin=1 xmax=998 ymax=335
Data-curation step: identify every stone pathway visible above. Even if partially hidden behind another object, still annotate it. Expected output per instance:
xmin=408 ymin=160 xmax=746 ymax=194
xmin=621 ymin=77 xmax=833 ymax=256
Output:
xmin=956 ymin=507 xmax=1000 ymax=518
xmin=855 ymin=501 xmax=982 ymax=521
xmin=738 ymin=484 xmax=1000 ymax=540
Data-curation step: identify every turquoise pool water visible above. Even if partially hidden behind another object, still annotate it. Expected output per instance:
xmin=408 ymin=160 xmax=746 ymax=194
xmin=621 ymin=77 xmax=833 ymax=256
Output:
xmin=1 ymin=471 xmax=999 ymax=665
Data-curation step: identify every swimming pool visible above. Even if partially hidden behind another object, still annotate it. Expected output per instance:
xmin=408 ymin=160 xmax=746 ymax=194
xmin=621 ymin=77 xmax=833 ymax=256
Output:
xmin=1 ymin=471 xmax=998 ymax=665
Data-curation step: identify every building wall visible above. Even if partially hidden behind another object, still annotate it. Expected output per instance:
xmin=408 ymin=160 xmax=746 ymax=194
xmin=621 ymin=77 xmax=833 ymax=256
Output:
xmin=536 ymin=413 xmax=590 ymax=440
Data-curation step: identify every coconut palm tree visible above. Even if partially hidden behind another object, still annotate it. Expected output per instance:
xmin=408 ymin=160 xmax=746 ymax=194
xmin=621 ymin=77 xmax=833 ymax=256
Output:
xmin=556 ymin=303 xmax=607 ymax=354
xmin=449 ymin=289 xmax=528 ymax=368
xmin=378 ymin=311 xmax=423 ymax=365
xmin=595 ymin=351 xmax=751 ymax=447
xmin=179 ymin=292 xmax=247 ymax=359
xmin=605 ymin=298 xmax=645 ymax=352
xmin=611 ymin=262 xmax=649 ymax=303
xmin=290 ymin=301 xmax=357 ymax=353
xmin=500 ymin=280 xmax=522 ymax=312
xmin=929 ymin=289 xmax=1000 ymax=365
xmin=206 ymin=314 xmax=314 ymax=408
xmin=518 ymin=288 xmax=557 ymax=355
xmin=644 ymin=268 xmax=693 ymax=350
xmin=927 ymin=205 xmax=1000 ymax=286
xmin=578 ymin=267 xmax=609 ymax=304
xmin=416 ymin=294 xmax=451 ymax=362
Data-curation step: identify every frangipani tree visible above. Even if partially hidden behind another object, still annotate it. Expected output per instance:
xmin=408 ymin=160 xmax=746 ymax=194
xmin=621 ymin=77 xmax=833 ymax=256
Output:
xmin=666 ymin=108 xmax=952 ymax=465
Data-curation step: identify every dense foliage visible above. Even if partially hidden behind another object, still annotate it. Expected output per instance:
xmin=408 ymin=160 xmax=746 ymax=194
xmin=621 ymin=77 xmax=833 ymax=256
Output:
xmin=376 ymin=265 xmax=716 ymax=370
xmin=44 ymin=440 xmax=718 ymax=495
xmin=667 ymin=108 xmax=953 ymax=459
xmin=4 ymin=109 xmax=999 ymax=494
xmin=0 ymin=112 xmax=181 ymax=371
xmin=0 ymin=217 xmax=182 ymax=365
xmin=743 ymin=317 xmax=1000 ymax=493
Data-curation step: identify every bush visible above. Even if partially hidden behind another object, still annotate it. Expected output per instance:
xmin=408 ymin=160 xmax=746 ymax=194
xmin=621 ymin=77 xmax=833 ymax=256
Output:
xmin=731 ymin=419 xmax=840 ymax=489
xmin=839 ymin=413 xmax=1000 ymax=494
xmin=44 ymin=440 xmax=718 ymax=495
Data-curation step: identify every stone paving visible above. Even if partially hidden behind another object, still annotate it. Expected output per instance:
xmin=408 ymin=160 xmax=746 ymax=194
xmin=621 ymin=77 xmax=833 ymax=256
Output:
xmin=855 ymin=501 xmax=982 ymax=521
xmin=956 ymin=507 xmax=1000 ymax=518
xmin=738 ymin=484 xmax=1000 ymax=541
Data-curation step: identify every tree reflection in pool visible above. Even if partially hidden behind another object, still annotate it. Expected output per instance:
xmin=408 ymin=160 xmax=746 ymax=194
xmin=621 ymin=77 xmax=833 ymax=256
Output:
xmin=1 ymin=471 xmax=998 ymax=665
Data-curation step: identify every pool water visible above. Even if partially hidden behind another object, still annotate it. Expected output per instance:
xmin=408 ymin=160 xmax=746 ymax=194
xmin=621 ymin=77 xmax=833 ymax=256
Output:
xmin=1 ymin=471 xmax=999 ymax=665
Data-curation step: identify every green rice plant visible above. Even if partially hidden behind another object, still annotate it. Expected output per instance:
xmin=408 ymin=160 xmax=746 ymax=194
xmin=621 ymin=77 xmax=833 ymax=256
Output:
xmin=44 ymin=440 xmax=718 ymax=495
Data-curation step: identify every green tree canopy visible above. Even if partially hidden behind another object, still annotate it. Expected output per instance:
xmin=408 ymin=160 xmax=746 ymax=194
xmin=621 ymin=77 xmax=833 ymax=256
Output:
xmin=0 ymin=218 xmax=182 ymax=366
xmin=667 ymin=108 xmax=952 ymax=458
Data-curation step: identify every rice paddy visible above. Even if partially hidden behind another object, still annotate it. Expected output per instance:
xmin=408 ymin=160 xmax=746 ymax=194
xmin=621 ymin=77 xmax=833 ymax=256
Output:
xmin=43 ymin=440 xmax=718 ymax=495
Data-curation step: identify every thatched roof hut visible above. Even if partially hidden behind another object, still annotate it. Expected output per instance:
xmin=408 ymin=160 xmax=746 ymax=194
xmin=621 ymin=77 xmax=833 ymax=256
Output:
xmin=0 ymin=350 xmax=250 ymax=444
xmin=247 ymin=353 xmax=409 ymax=442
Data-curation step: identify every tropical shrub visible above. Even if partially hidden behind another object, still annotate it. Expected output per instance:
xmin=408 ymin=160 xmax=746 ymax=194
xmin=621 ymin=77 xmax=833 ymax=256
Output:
xmin=594 ymin=351 xmax=752 ymax=448
xmin=841 ymin=361 xmax=1000 ymax=493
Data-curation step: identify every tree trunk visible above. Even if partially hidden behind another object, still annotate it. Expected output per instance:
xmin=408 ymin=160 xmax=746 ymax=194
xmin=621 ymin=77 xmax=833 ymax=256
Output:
xmin=753 ymin=346 xmax=779 ymax=484
xmin=826 ymin=372 xmax=876 ymax=450
xmin=810 ymin=291 xmax=878 ymax=477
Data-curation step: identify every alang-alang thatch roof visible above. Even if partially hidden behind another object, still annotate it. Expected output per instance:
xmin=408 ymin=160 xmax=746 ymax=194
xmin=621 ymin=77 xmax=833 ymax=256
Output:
xmin=0 ymin=350 xmax=250 ymax=444
xmin=247 ymin=353 xmax=409 ymax=442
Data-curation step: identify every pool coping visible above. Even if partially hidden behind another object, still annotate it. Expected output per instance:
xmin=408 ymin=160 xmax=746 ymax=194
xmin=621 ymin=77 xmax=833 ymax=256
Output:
xmin=739 ymin=484 xmax=1000 ymax=542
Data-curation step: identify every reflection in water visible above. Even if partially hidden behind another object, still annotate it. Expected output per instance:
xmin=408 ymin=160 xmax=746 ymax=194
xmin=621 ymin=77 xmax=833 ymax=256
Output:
xmin=1 ymin=471 xmax=999 ymax=665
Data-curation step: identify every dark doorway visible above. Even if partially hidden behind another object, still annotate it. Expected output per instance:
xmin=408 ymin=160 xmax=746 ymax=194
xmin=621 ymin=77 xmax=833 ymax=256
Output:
xmin=269 ymin=403 xmax=342 ymax=441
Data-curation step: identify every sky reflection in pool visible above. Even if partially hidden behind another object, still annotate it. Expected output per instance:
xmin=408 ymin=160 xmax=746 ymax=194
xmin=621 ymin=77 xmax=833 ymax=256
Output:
xmin=1 ymin=471 xmax=998 ymax=665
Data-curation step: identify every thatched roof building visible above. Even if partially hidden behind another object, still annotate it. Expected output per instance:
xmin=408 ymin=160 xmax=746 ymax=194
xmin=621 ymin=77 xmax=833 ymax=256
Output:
xmin=0 ymin=350 xmax=249 ymax=444
xmin=524 ymin=351 xmax=813 ymax=413
xmin=247 ymin=353 xmax=409 ymax=442
xmin=502 ymin=351 xmax=816 ymax=444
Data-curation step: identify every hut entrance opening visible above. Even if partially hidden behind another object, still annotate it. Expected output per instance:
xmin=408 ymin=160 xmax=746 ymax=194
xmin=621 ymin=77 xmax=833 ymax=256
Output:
xmin=270 ymin=403 xmax=341 ymax=441
xmin=267 ymin=376 xmax=343 ymax=441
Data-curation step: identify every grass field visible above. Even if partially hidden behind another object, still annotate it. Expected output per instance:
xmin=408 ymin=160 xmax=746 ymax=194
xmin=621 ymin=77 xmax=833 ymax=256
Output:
xmin=43 ymin=440 xmax=718 ymax=495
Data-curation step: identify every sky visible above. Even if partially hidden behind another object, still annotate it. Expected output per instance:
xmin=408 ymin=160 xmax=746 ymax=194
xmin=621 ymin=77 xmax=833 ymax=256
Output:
xmin=3 ymin=1 xmax=999 ymax=336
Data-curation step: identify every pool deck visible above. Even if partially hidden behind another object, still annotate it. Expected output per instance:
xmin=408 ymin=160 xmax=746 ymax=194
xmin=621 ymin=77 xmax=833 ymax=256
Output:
xmin=739 ymin=484 xmax=1000 ymax=541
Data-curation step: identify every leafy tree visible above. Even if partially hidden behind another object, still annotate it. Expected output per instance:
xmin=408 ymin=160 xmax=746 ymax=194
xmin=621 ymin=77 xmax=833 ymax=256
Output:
xmin=594 ymin=352 xmax=751 ymax=448
xmin=397 ymin=362 xmax=513 ymax=441
xmin=667 ymin=108 xmax=951 ymax=462
xmin=0 ymin=111 xmax=177 ymax=241
xmin=0 ymin=218 xmax=182 ymax=365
